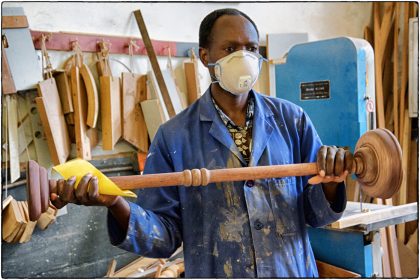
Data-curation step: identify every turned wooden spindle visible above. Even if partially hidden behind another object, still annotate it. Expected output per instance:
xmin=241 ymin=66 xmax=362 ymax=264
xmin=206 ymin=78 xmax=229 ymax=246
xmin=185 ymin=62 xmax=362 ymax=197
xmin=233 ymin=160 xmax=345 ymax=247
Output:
xmin=26 ymin=128 xmax=402 ymax=221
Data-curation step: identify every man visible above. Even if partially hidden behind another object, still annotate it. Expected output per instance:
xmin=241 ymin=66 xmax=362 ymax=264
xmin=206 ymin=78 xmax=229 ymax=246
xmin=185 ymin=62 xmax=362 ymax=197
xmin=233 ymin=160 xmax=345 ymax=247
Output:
xmin=51 ymin=8 xmax=351 ymax=277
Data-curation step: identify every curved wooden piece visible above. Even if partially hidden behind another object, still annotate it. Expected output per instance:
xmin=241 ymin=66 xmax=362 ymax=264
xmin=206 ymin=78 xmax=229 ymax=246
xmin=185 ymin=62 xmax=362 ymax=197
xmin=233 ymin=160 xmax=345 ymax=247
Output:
xmin=79 ymin=63 xmax=99 ymax=128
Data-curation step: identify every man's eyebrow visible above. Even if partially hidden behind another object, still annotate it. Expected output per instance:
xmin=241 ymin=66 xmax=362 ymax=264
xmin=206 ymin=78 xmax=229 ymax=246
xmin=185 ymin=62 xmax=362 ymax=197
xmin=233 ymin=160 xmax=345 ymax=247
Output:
xmin=219 ymin=39 xmax=259 ymax=45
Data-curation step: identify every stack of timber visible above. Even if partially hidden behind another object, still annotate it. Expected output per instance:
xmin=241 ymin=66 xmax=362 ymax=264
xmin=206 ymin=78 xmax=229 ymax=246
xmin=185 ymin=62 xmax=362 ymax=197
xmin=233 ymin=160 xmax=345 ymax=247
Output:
xmin=366 ymin=2 xmax=418 ymax=277
xmin=2 ymin=195 xmax=57 ymax=244
xmin=105 ymin=247 xmax=184 ymax=278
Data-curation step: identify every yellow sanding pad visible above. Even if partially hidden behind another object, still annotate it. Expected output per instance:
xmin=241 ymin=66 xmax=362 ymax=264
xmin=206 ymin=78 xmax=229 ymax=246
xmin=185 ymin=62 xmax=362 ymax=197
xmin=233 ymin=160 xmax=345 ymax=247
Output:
xmin=53 ymin=159 xmax=137 ymax=198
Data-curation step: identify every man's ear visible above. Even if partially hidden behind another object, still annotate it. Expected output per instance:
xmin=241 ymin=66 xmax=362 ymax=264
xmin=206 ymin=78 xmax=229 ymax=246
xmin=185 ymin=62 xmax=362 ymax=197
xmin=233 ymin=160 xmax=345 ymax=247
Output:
xmin=199 ymin=47 xmax=209 ymax=68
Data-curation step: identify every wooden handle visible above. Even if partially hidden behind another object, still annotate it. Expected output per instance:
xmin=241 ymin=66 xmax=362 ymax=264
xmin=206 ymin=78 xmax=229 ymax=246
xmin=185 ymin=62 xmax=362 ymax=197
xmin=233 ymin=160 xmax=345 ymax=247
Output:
xmin=110 ymin=163 xmax=319 ymax=190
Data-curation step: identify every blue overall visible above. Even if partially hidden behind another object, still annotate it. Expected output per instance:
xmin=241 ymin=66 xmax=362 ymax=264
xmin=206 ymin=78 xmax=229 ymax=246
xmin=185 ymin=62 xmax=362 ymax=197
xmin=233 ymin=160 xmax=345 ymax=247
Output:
xmin=108 ymin=88 xmax=346 ymax=277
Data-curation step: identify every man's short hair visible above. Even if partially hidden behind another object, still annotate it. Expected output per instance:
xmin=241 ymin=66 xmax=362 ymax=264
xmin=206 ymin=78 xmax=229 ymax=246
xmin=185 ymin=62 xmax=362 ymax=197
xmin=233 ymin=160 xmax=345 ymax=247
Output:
xmin=199 ymin=8 xmax=259 ymax=48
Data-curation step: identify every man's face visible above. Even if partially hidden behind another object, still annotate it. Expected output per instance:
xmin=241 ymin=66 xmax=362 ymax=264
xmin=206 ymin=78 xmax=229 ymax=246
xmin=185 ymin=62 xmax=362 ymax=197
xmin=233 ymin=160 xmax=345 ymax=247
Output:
xmin=199 ymin=15 xmax=259 ymax=77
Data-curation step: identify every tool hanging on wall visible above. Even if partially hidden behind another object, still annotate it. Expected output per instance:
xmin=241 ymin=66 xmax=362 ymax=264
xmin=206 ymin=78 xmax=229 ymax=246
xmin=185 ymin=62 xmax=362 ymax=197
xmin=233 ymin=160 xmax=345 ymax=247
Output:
xmin=36 ymin=34 xmax=71 ymax=165
xmin=97 ymin=40 xmax=122 ymax=150
xmin=70 ymin=41 xmax=96 ymax=159
xmin=27 ymin=128 xmax=402 ymax=221
xmin=121 ymin=40 xmax=149 ymax=152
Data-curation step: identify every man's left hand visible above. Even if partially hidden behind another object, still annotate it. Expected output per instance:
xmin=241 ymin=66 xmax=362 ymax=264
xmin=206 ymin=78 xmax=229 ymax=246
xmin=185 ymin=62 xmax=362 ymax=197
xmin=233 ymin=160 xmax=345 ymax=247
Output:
xmin=308 ymin=146 xmax=353 ymax=185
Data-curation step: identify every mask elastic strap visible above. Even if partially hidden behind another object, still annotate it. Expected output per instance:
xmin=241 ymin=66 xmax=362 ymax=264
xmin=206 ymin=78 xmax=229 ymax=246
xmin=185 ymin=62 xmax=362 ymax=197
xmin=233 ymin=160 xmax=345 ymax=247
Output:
xmin=207 ymin=63 xmax=220 ymax=83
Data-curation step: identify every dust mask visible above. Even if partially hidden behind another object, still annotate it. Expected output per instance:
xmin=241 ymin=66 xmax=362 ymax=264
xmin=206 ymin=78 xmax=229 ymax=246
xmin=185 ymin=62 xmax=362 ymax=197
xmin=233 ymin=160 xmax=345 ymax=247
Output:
xmin=208 ymin=50 xmax=264 ymax=95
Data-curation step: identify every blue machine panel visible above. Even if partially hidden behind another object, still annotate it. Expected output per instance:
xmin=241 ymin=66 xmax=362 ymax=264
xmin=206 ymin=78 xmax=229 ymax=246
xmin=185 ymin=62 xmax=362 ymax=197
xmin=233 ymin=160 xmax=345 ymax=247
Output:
xmin=308 ymin=227 xmax=373 ymax=277
xmin=275 ymin=37 xmax=373 ymax=151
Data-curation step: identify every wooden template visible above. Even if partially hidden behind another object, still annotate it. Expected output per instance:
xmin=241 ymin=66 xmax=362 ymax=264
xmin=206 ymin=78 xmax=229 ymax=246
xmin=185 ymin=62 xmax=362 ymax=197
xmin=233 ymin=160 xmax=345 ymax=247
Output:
xmin=100 ymin=76 xmax=122 ymax=150
xmin=121 ymin=73 xmax=149 ymax=152
xmin=80 ymin=63 xmax=99 ymax=128
xmin=140 ymin=99 xmax=166 ymax=142
xmin=161 ymin=69 xmax=184 ymax=114
xmin=53 ymin=70 xmax=74 ymax=114
xmin=70 ymin=65 xmax=92 ymax=159
xmin=36 ymin=78 xmax=71 ymax=165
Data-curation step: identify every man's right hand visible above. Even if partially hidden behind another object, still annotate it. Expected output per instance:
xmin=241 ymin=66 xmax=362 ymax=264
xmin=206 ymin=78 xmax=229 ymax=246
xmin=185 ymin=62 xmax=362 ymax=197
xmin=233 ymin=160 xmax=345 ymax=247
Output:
xmin=49 ymin=173 xmax=119 ymax=209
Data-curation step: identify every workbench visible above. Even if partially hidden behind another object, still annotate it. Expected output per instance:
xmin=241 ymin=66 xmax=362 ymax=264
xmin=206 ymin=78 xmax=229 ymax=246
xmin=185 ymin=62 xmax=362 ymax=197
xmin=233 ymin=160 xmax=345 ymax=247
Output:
xmin=308 ymin=201 xmax=418 ymax=277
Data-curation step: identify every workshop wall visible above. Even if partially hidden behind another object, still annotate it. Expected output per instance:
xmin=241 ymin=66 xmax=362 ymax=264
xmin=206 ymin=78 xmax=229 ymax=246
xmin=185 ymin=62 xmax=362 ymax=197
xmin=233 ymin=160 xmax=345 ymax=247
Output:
xmin=4 ymin=1 xmax=372 ymax=98
xmin=2 ymin=2 xmax=373 ymax=278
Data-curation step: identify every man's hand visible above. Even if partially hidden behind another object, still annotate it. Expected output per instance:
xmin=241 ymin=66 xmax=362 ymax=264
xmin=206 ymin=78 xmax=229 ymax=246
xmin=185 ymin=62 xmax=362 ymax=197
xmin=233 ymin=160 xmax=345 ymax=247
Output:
xmin=49 ymin=173 xmax=119 ymax=209
xmin=308 ymin=146 xmax=353 ymax=185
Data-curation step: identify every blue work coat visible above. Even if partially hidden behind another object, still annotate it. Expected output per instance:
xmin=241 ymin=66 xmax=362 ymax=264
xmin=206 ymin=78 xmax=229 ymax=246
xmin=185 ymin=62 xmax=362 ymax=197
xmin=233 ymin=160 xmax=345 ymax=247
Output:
xmin=108 ymin=88 xmax=346 ymax=278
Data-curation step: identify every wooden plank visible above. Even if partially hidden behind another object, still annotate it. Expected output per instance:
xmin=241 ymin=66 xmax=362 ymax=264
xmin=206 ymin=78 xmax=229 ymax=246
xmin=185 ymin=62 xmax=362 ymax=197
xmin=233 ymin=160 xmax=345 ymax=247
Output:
xmin=19 ymin=201 xmax=36 ymax=243
xmin=2 ymin=15 xmax=28 ymax=28
xmin=406 ymin=229 xmax=418 ymax=255
xmin=405 ymin=139 xmax=418 ymax=240
xmin=399 ymin=3 xmax=410 ymax=142
xmin=80 ymin=64 xmax=99 ymax=128
xmin=100 ymin=76 xmax=122 ymax=150
xmin=184 ymin=60 xmax=201 ymax=105
xmin=373 ymin=2 xmax=386 ymax=128
xmin=363 ymin=26 xmax=374 ymax=48
xmin=393 ymin=3 xmax=400 ymax=138
xmin=121 ymin=73 xmax=149 ymax=152
xmin=12 ymin=201 xmax=27 ymax=243
xmin=112 ymin=257 xmax=158 ymax=278
xmin=330 ymin=202 xmax=417 ymax=229
xmin=140 ymin=99 xmax=166 ymax=142
xmin=1 ymin=44 xmax=17 ymax=94
xmin=379 ymin=3 xmax=395 ymax=70
xmin=2 ymin=195 xmax=14 ymax=210
xmin=53 ymin=70 xmax=74 ymax=114
xmin=2 ymin=199 xmax=24 ymax=242
xmin=379 ymin=197 xmax=402 ymax=277
xmin=385 ymin=216 xmax=402 ymax=277
xmin=316 ymin=260 xmax=360 ymax=278
xmin=398 ymin=238 xmax=419 ymax=277
xmin=70 ymin=66 xmax=91 ymax=159
xmin=397 ymin=110 xmax=412 ymax=243
xmin=37 ymin=78 xmax=71 ymax=165
xmin=7 ymin=95 xmax=20 ymax=183
xmin=105 ymin=259 xmax=117 ymax=278
xmin=133 ymin=10 xmax=175 ymax=118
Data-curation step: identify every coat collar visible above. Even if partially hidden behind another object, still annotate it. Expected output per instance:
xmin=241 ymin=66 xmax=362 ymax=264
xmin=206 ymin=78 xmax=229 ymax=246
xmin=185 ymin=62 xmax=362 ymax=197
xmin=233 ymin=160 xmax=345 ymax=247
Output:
xmin=198 ymin=88 xmax=274 ymax=166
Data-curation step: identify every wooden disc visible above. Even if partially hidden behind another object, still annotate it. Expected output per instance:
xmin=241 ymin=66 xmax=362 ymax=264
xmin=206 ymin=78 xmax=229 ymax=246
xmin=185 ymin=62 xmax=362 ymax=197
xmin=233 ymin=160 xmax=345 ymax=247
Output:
xmin=355 ymin=128 xmax=403 ymax=199
xmin=27 ymin=160 xmax=41 ymax=221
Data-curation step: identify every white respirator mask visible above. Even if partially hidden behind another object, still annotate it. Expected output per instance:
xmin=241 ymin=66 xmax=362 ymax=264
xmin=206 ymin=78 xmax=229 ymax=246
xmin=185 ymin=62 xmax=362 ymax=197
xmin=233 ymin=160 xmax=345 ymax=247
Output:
xmin=208 ymin=50 xmax=264 ymax=95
